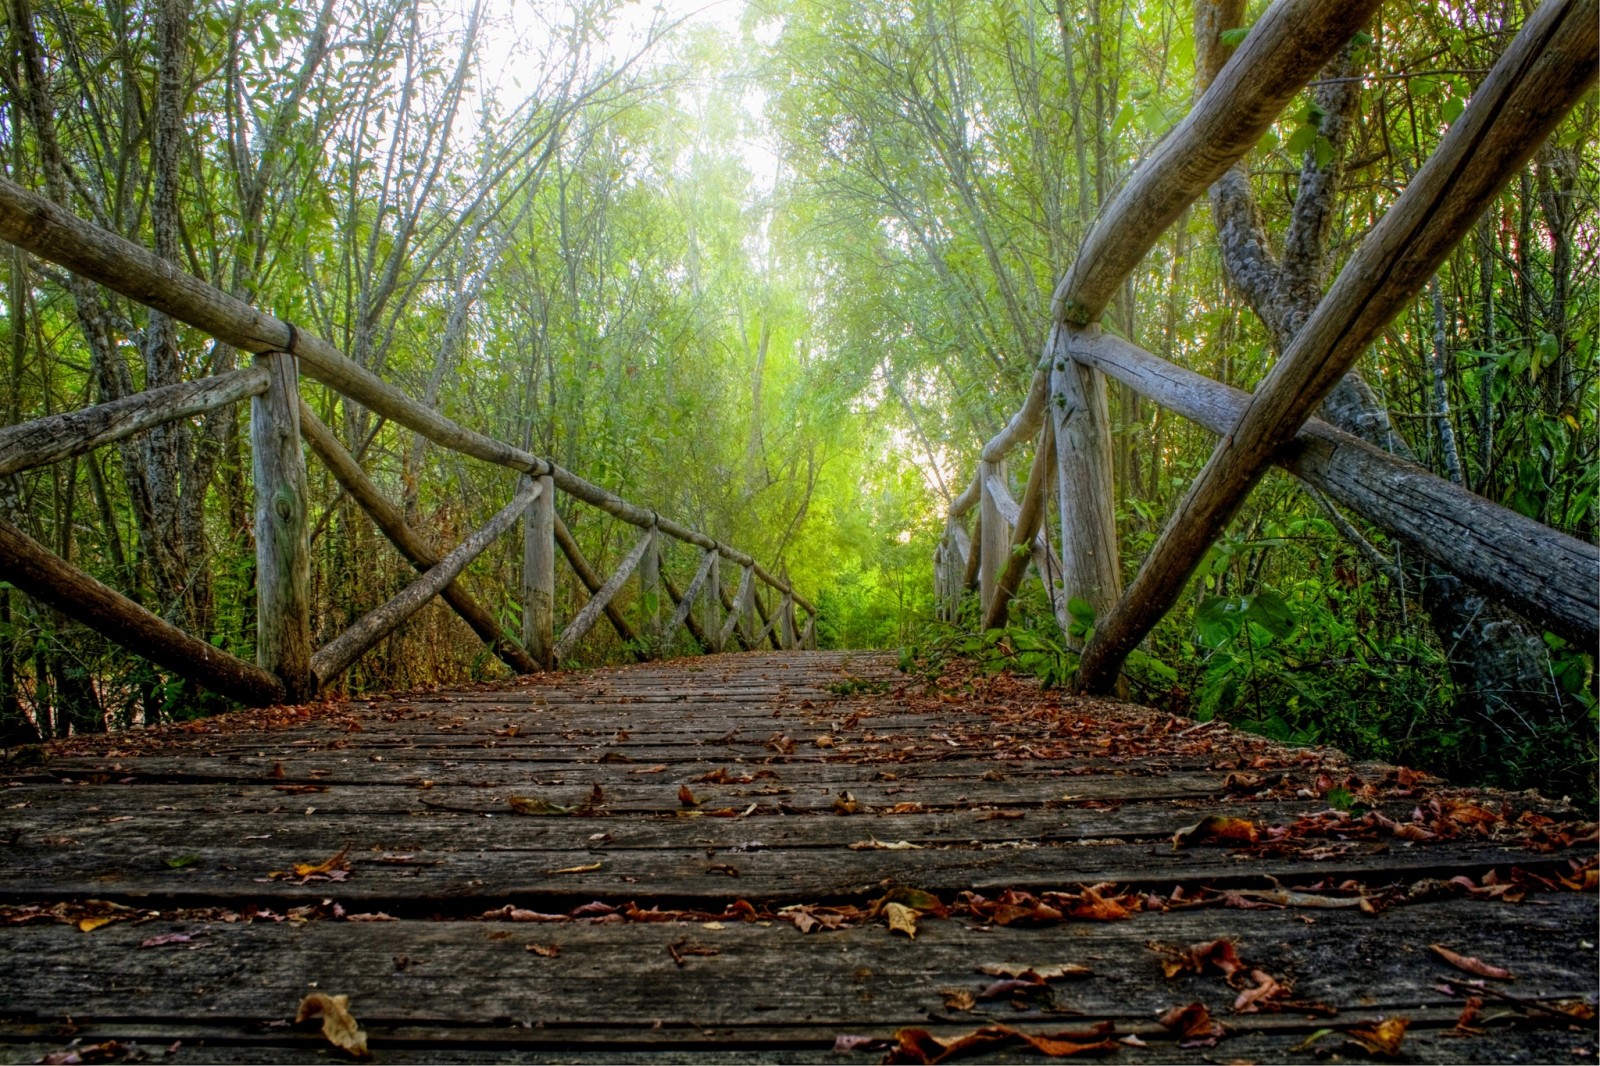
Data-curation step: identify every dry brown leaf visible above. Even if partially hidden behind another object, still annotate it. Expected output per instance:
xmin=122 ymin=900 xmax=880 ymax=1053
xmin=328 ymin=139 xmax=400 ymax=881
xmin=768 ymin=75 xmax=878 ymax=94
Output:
xmin=1346 ymin=1016 xmax=1409 ymax=1057
xmin=678 ymin=784 xmax=700 ymax=807
xmin=833 ymin=791 xmax=860 ymax=815
xmin=547 ymin=861 xmax=602 ymax=875
xmin=509 ymin=795 xmax=572 ymax=816
xmin=626 ymin=763 xmax=668 ymax=775
xmin=848 ymin=839 xmax=922 ymax=851
xmin=526 ymin=943 xmax=560 ymax=957
xmin=885 ymin=901 xmax=918 ymax=939
xmin=1429 ymin=943 xmax=1514 ymax=980
xmin=941 ymin=989 xmax=977 ymax=1012
xmin=1171 ymin=814 xmax=1260 ymax=849
xmin=977 ymin=962 xmax=1093 ymax=981
xmin=1153 ymin=938 xmax=1246 ymax=980
xmin=76 ymin=916 xmax=116 ymax=933
xmin=296 ymin=992 xmax=369 ymax=1058
xmin=1158 ymin=1002 xmax=1224 ymax=1043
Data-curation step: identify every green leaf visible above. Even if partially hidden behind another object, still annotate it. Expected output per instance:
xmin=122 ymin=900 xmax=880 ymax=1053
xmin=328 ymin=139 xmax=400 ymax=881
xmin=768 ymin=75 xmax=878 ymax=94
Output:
xmin=1218 ymin=27 xmax=1250 ymax=46
xmin=1245 ymin=589 xmax=1297 ymax=640
xmin=1313 ymin=135 xmax=1334 ymax=169
xmin=1067 ymin=596 xmax=1096 ymax=626
xmin=1440 ymin=95 xmax=1465 ymax=123
xmin=1285 ymin=124 xmax=1318 ymax=156
xmin=164 ymin=855 xmax=201 ymax=869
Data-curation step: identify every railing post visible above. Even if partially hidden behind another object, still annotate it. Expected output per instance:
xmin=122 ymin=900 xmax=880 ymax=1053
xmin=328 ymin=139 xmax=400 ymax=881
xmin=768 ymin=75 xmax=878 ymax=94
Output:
xmin=780 ymin=591 xmax=796 ymax=650
xmin=977 ymin=458 xmax=1009 ymax=621
xmin=522 ymin=473 xmax=555 ymax=669
xmin=251 ymin=349 xmax=312 ymax=700
xmin=705 ymin=552 xmax=722 ymax=652
xmin=740 ymin=566 xmax=756 ymax=646
xmin=1049 ymin=328 xmax=1121 ymax=649
xmin=639 ymin=522 xmax=660 ymax=647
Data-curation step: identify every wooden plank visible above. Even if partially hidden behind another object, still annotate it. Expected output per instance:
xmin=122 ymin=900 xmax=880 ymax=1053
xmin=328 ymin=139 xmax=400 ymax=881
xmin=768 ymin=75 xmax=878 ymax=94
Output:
xmin=0 ymin=366 xmax=268 ymax=478
xmin=1065 ymin=328 xmax=1599 ymax=645
xmin=299 ymin=402 xmax=539 ymax=675
xmin=0 ymin=897 xmax=1588 ymax=1031
xmin=0 ymin=517 xmax=284 ymax=706
xmin=1075 ymin=0 xmax=1599 ymax=693
xmin=251 ymin=351 xmax=313 ymax=700
xmin=311 ymin=478 xmax=540 ymax=686
xmin=554 ymin=530 xmax=654 ymax=662
xmin=524 ymin=473 xmax=556 ymax=669
xmin=554 ymin=514 xmax=639 ymax=649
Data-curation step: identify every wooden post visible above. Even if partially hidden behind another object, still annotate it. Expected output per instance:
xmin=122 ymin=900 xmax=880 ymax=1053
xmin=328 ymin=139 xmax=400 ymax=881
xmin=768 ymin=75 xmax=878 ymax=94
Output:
xmin=1049 ymin=328 xmax=1121 ymax=649
xmin=740 ymin=566 xmax=756 ymax=646
xmin=705 ymin=553 xmax=723 ymax=652
xmin=522 ymin=473 xmax=556 ymax=669
xmin=780 ymin=591 xmax=797 ymax=649
xmin=639 ymin=522 xmax=660 ymax=644
xmin=977 ymin=459 xmax=1009 ymax=621
xmin=251 ymin=350 xmax=312 ymax=701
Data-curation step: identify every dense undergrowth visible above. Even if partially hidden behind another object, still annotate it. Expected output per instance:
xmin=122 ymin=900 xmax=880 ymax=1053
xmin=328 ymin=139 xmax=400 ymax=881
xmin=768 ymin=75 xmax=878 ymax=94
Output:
xmin=896 ymin=561 xmax=1597 ymax=804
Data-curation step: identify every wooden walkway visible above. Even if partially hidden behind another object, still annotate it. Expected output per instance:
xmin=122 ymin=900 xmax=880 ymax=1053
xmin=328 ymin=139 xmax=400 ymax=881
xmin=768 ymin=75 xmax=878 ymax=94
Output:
xmin=1 ymin=651 xmax=1594 ymax=1064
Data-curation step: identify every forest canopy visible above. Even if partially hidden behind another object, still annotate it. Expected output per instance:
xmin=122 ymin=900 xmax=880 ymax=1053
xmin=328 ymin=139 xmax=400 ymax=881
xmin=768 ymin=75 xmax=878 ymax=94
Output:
xmin=0 ymin=0 xmax=1594 ymax=793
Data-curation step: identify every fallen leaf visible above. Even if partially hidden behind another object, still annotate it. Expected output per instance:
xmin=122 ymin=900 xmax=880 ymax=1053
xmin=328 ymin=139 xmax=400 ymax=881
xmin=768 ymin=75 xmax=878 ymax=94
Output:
xmin=626 ymin=764 xmax=668 ymax=775
xmin=885 ymin=902 xmax=918 ymax=939
xmin=597 ymin=751 xmax=632 ymax=763
xmin=941 ymin=989 xmax=977 ymax=1011
xmin=548 ymin=861 xmax=602 ymax=875
xmin=1429 ymin=943 xmax=1514 ymax=980
xmin=296 ymin=992 xmax=369 ymax=1058
xmin=884 ymin=1023 xmax=1116 ymax=1064
xmin=163 ymin=854 xmax=201 ymax=869
xmin=272 ymin=783 xmax=328 ymax=794
xmin=881 ymin=886 xmax=947 ymax=916
xmin=526 ymin=943 xmax=560 ymax=957
xmin=1232 ymin=968 xmax=1288 ymax=1012
xmin=1158 ymin=1002 xmax=1224 ymax=1043
xmin=1152 ymin=938 xmax=1246 ymax=980
xmin=833 ymin=1035 xmax=889 ymax=1053
xmin=1454 ymin=995 xmax=1485 ymax=1032
xmin=292 ymin=847 xmax=350 ymax=878
xmin=977 ymin=962 xmax=1093 ymax=981
xmin=1172 ymin=814 xmax=1260 ymax=849
xmin=38 ymin=1040 xmax=129 ymax=1064
xmin=815 ymin=735 xmax=836 ymax=748
xmin=509 ymin=795 xmax=573 ymax=816
xmin=1346 ymin=1016 xmax=1409 ymax=1057
xmin=848 ymin=838 xmax=922 ymax=851
xmin=678 ymin=784 xmax=701 ymax=807
xmin=833 ymin=791 xmax=860 ymax=815
xmin=140 ymin=931 xmax=203 ymax=948
xmin=1065 ymin=885 xmax=1132 ymax=921
xmin=76 ymin=916 xmax=117 ymax=933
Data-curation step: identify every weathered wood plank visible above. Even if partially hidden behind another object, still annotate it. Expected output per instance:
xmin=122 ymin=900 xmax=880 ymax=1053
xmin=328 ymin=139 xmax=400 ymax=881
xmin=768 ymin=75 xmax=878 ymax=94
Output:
xmin=311 ymin=479 xmax=541 ymax=685
xmin=0 ymin=366 xmax=267 ymax=478
xmin=553 ymin=514 xmax=640 ymax=650
xmin=0 ymin=517 xmax=286 ymax=706
xmin=983 ymin=425 xmax=1054 ymax=632
xmin=1075 ymin=0 xmax=1600 ymax=692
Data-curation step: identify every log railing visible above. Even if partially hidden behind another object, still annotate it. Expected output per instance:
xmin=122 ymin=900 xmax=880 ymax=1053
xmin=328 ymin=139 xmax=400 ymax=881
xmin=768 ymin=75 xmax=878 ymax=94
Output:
xmin=938 ymin=0 xmax=1598 ymax=690
xmin=0 ymin=182 xmax=816 ymax=708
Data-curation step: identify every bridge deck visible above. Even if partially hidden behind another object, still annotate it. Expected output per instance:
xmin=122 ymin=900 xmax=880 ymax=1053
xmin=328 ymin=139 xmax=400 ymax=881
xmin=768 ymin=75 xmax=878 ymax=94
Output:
xmin=1 ymin=651 xmax=1594 ymax=1064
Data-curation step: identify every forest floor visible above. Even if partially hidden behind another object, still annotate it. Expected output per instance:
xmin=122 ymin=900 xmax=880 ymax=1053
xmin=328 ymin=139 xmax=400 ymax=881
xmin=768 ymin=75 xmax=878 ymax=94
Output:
xmin=0 ymin=649 xmax=1595 ymax=1064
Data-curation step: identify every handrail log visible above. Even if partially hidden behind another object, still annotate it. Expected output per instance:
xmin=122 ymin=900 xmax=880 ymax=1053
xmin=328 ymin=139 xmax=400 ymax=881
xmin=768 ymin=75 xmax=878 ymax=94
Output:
xmin=553 ymin=528 xmax=654 ymax=662
xmin=311 ymin=477 xmax=541 ymax=686
xmin=1074 ymin=0 xmax=1599 ymax=692
xmin=1065 ymin=329 xmax=1600 ymax=646
xmin=982 ymin=424 xmax=1055 ymax=633
xmin=0 ymin=367 xmax=268 ymax=479
xmin=719 ymin=566 xmax=754 ymax=651
xmin=0 ymin=176 xmax=814 ymax=613
xmin=553 ymin=514 xmax=641 ymax=652
xmin=298 ymin=401 xmax=540 ymax=675
xmin=0 ymin=517 xmax=286 ymax=705
xmin=664 ymin=548 xmax=718 ymax=646
xmin=973 ymin=0 xmax=1383 ymax=471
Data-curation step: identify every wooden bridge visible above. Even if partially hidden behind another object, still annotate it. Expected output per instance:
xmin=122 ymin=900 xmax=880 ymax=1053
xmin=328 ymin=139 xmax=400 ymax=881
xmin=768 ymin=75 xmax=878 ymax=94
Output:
xmin=0 ymin=0 xmax=1597 ymax=1060
xmin=2 ymin=650 xmax=1595 ymax=1063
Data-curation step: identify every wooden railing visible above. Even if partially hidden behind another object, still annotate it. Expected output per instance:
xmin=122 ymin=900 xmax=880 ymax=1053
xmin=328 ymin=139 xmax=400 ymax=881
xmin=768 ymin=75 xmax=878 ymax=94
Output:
xmin=938 ymin=0 xmax=1599 ymax=691
xmin=0 ymin=180 xmax=815 ymax=707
